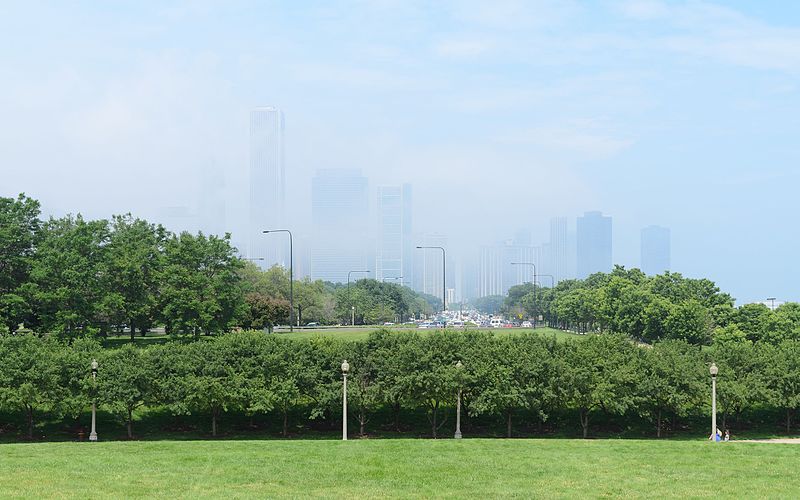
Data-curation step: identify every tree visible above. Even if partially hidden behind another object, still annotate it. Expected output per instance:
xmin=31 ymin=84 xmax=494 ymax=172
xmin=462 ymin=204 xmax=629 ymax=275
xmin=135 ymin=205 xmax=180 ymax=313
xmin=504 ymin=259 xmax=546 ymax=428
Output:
xmin=241 ymin=292 xmax=290 ymax=332
xmin=0 ymin=335 xmax=65 ymax=439
xmin=471 ymin=295 xmax=505 ymax=315
xmin=0 ymin=194 xmax=41 ymax=333
xmin=407 ymin=333 xmax=462 ymax=438
xmin=97 ymin=344 xmax=151 ymax=438
xmin=27 ymin=215 xmax=109 ymax=339
xmin=763 ymin=341 xmax=800 ymax=433
xmin=638 ymin=340 xmax=704 ymax=437
xmin=159 ymin=232 xmax=245 ymax=338
xmin=104 ymin=215 xmax=166 ymax=339
xmin=709 ymin=341 xmax=768 ymax=430
xmin=664 ymin=300 xmax=712 ymax=345
xmin=560 ymin=334 xmax=638 ymax=438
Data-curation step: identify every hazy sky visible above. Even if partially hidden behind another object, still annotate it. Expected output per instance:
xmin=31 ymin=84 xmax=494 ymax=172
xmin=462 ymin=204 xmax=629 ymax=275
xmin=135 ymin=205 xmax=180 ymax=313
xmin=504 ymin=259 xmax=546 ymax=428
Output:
xmin=3 ymin=1 xmax=800 ymax=303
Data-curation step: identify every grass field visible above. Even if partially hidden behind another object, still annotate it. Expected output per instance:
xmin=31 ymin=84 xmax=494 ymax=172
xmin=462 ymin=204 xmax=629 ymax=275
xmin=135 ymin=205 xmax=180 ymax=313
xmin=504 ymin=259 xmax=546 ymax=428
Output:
xmin=101 ymin=326 xmax=583 ymax=346
xmin=274 ymin=326 xmax=580 ymax=342
xmin=0 ymin=439 xmax=796 ymax=498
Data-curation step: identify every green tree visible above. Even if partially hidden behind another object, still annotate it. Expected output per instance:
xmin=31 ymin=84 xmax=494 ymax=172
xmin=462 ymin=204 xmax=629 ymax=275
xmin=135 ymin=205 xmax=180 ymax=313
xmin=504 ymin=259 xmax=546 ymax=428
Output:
xmin=763 ymin=341 xmax=800 ymax=433
xmin=0 ymin=335 xmax=65 ymax=439
xmin=159 ymin=232 xmax=245 ymax=338
xmin=0 ymin=194 xmax=41 ymax=333
xmin=97 ymin=344 xmax=151 ymax=438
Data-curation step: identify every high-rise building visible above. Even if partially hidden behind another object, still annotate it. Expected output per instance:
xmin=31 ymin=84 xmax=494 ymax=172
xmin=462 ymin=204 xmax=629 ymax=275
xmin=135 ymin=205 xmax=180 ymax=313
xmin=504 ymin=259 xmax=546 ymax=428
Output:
xmin=199 ymin=159 xmax=226 ymax=238
xmin=577 ymin=211 xmax=612 ymax=278
xmin=478 ymin=241 xmax=538 ymax=297
xmin=248 ymin=107 xmax=285 ymax=267
xmin=641 ymin=225 xmax=671 ymax=275
xmin=310 ymin=169 xmax=369 ymax=283
xmin=549 ymin=217 xmax=569 ymax=284
xmin=414 ymin=233 xmax=448 ymax=308
xmin=376 ymin=184 xmax=413 ymax=282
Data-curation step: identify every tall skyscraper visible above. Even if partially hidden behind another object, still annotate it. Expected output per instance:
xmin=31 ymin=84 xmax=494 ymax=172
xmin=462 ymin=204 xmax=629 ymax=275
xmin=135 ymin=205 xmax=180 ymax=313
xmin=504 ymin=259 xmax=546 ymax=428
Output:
xmin=577 ymin=211 xmax=612 ymax=279
xmin=376 ymin=184 xmax=413 ymax=282
xmin=548 ymin=217 xmax=569 ymax=284
xmin=414 ymin=233 xmax=448 ymax=304
xmin=641 ymin=225 xmax=671 ymax=275
xmin=478 ymin=240 xmax=538 ymax=297
xmin=310 ymin=169 xmax=369 ymax=283
xmin=248 ymin=107 xmax=285 ymax=267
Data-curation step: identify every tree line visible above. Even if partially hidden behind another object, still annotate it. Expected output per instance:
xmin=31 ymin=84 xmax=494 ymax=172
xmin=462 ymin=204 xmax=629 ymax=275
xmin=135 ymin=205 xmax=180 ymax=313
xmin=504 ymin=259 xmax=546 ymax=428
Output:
xmin=495 ymin=266 xmax=800 ymax=346
xmin=2 ymin=330 xmax=799 ymax=441
xmin=0 ymin=194 xmax=437 ymax=339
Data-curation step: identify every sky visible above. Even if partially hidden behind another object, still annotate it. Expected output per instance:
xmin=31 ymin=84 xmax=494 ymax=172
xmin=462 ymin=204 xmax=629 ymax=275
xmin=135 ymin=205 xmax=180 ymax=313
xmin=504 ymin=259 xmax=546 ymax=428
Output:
xmin=2 ymin=0 xmax=800 ymax=304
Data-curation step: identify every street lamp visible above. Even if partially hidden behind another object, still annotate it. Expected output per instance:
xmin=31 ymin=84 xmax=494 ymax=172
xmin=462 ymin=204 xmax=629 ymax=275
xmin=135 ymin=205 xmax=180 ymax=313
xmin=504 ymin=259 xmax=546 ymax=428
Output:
xmin=347 ymin=270 xmax=370 ymax=326
xmin=341 ymin=359 xmax=350 ymax=441
xmin=90 ymin=359 xmax=98 ymax=442
xmin=263 ymin=230 xmax=294 ymax=332
xmin=710 ymin=362 xmax=718 ymax=442
xmin=767 ymin=297 xmax=777 ymax=311
xmin=417 ymin=246 xmax=446 ymax=311
xmin=511 ymin=262 xmax=537 ymax=328
xmin=454 ymin=360 xmax=464 ymax=439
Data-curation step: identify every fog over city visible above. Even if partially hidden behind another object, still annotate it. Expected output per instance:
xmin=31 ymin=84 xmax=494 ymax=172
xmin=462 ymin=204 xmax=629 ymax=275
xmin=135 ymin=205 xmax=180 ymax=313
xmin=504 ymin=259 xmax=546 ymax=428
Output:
xmin=3 ymin=1 xmax=800 ymax=304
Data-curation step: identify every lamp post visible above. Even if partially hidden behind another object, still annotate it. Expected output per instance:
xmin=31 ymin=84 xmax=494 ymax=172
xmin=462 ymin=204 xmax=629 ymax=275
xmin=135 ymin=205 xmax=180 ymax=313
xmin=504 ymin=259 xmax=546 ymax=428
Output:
xmin=347 ymin=270 xmax=370 ymax=326
xmin=263 ymin=230 xmax=294 ymax=332
xmin=417 ymin=246 xmax=446 ymax=311
xmin=767 ymin=297 xmax=777 ymax=311
xmin=710 ymin=362 xmax=718 ymax=442
xmin=341 ymin=359 xmax=350 ymax=441
xmin=511 ymin=262 xmax=537 ymax=328
xmin=454 ymin=360 xmax=463 ymax=439
xmin=90 ymin=359 xmax=98 ymax=442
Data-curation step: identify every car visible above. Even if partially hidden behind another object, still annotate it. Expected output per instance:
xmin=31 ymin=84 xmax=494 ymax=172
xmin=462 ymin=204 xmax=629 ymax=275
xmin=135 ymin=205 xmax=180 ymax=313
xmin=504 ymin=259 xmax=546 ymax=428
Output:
xmin=521 ymin=321 xmax=532 ymax=328
xmin=383 ymin=322 xmax=395 ymax=326
xmin=306 ymin=322 xmax=319 ymax=327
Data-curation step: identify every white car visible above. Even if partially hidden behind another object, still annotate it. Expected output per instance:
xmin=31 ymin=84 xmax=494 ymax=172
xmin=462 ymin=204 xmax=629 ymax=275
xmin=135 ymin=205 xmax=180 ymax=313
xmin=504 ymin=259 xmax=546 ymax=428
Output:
xmin=521 ymin=321 xmax=533 ymax=328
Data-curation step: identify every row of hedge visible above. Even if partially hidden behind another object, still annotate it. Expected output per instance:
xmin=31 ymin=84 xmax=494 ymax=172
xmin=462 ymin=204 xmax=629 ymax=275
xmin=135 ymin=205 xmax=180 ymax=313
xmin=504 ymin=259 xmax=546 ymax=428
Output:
xmin=1 ymin=330 xmax=798 ymax=441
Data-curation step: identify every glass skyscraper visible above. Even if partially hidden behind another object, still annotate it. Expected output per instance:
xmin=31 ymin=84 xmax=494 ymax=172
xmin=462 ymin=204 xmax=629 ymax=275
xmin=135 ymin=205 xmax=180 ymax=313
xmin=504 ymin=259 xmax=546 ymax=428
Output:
xmin=641 ymin=225 xmax=671 ymax=275
xmin=248 ymin=107 xmax=285 ymax=267
xmin=577 ymin=211 xmax=612 ymax=279
xmin=311 ymin=169 xmax=369 ymax=283
xmin=376 ymin=184 xmax=412 ymax=283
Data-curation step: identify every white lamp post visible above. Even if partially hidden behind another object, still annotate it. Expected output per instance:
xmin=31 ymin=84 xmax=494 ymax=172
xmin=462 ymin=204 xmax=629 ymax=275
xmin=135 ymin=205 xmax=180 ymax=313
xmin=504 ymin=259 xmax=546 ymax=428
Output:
xmin=90 ymin=359 xmax=98 ymax=442
xmin=710 ymin=362 xmax=718 ymax=442
xmin=342 ymin=360 xmax=350 ymax=441
xmin=454 ymin=360 xmax=463 ymax=439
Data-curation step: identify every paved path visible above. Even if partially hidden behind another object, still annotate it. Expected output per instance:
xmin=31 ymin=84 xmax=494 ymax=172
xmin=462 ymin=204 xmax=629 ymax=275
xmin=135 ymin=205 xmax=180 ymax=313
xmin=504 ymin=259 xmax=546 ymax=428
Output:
xmin=736 ymin=438 xmax=800 ymax=444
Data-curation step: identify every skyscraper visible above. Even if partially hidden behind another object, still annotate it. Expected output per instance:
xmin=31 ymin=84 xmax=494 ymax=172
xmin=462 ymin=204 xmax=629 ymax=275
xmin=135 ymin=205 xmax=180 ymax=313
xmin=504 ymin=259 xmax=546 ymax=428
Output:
xmin=376 ymin=184 xmax=413 ymax=282
xmin=641 ymin=225 xmax=671 ymax=275
xmin=577 ymin=211 xmax=612 ymax=278
xmin=548 ymin=217 xmax=569 ymax=284
xmin=478 ymin=240 xmax=538 ymax=297
xmin=310 ymin=169 xmax=369 ymax=283
xmin=248 ymin=107 xmax=285 ymax=267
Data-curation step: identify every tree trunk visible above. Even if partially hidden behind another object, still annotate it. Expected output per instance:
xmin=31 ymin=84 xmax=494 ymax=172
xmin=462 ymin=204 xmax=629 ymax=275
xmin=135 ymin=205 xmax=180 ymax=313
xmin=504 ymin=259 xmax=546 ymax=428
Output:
xmin=580 ymin=409 xmax=589 ymax=439
xmin=787 ymin=408 xmax=793 ymax=434
xmin=130 ymin=323 xmax=135 ymax=341
xmin=432 ymin=402 xmax=439 ymax=439
xmin=359 ymin=414 xmax=366 ymax=437
xmin=27 ymin=406 xmax=34 ymax=440
xmin=657 ymin=409 xmax=662 ymax=438
xmin=506 ymin=410 xmax=513 ymax=438
xmin=282 ymin=409 xmax=288 ymax=437
xmin=212 ymin=408 xmax=218 ymax=437
xmin=392 ymin=401 xmax=401 ymax=432
xmin=127 ymin=408 xmax=133 ymax=439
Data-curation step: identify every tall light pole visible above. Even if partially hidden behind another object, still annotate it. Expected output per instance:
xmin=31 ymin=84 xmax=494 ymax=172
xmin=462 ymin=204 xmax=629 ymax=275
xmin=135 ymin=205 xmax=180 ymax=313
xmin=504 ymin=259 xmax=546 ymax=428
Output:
xmin=263 ymin=230 xmax=294 ymax=332
xmin=417 ymin=246 xmax=446 ymax=312
xmin=710 ymin=362 xmax=718 ymax=442
xmin=341 ymin=359 xmax=350 ymax=441
xmin=511 ymin=262 xmax=537 ymax=328
xmin=767 ymin=297 xmax=777 ymax=311
xmin=90 ymin=359 xmax=98 ymax=442
xmin=454 ymin=360 xmax=463 ymax=439
xmin=347 ymin=270 xmax=370 ymax=326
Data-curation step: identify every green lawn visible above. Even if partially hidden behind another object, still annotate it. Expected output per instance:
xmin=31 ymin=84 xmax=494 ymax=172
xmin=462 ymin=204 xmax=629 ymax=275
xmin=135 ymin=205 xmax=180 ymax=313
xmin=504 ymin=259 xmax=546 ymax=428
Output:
xmin=275 ymin=326 xmax=581 ymax=342
xmin=0 ymin=439 xmax=796 ymax=498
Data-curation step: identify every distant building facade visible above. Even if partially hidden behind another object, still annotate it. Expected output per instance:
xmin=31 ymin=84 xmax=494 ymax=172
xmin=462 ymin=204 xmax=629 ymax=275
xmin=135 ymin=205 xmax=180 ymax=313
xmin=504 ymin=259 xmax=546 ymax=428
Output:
xmin=577 ymin=211 xmax=612 ymax=278
xmin=641 ymin=225 xmax=671 ymax=275
xmin=376 ymin=184 xmax=413 ymax=283
xmin=310 ymin=168 xmax=369 ymax=283
xmin=248 ymin=107 xmax=285 ymax=268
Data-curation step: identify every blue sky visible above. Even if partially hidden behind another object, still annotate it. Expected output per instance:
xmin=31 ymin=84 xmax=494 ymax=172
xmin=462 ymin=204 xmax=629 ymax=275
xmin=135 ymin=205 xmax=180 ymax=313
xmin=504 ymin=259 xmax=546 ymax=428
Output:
xmin=2 ymin=1 xmax=799 ymax=303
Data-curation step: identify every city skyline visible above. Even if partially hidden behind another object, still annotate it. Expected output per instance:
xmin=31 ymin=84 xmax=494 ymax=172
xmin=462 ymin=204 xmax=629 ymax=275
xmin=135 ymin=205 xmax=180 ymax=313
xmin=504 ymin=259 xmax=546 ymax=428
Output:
xmin=4 ymin=1 xmax=800 ymax=304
